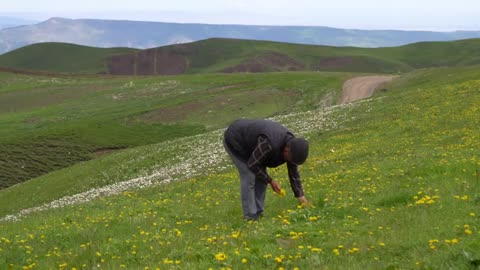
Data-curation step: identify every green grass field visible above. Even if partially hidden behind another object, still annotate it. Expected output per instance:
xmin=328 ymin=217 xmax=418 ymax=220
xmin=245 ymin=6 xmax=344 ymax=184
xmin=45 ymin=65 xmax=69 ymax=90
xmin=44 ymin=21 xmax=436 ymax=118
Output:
xmin=0 ymin=71 xmax=353 ymax=188
xmin=0 ymin=64 xmax=479 ymax=269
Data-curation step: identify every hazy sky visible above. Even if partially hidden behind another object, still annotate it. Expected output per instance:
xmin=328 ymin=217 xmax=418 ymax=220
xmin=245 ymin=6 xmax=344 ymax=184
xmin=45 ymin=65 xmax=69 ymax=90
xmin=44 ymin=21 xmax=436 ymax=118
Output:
xmin=2 ymin=0 xmax=480 ymax=30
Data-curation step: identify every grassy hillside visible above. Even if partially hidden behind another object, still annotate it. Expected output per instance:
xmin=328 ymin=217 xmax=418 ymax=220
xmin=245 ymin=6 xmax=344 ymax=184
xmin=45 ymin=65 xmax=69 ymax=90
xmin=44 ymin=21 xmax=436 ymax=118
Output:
xmin=180 ymin=38 xmax=480 ymax=73
xmin=0 ymin=42 xmax=136 ymax=73
xmin=0 ymin=70 xmax=351 ymax=189
xmin=2 ymin=38 xmax=480 ymax=75
xmin=0 ymin=65 xmax=479 ymax=269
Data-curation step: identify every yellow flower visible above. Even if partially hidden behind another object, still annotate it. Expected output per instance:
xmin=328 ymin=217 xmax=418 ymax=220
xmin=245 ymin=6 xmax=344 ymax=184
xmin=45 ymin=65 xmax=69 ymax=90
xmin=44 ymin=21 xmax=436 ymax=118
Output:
xmin=242 ymin=258 xmax=247 ymax=263
xmin=215 ymin=252 xmax=227 ymax=261
xmin=163 ymin=258 xmax=174 ymax=264
xmin=276 ymin=189 xmax=286 ymax=197
xmin=348 ymin=247 xmax=360 ymax=253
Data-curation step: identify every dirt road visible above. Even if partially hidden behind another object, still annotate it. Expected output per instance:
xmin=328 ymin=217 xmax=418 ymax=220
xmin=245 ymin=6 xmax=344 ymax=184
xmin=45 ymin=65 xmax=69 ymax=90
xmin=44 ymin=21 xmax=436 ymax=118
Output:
xmin=338 ymin=75 xmax=398 ymax=104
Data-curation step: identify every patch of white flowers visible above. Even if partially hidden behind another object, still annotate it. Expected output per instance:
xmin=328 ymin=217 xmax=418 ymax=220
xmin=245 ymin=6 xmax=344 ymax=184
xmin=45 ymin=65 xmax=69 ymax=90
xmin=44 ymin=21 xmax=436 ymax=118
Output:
xmin=0 ymin=99 xmax=371 ymax=222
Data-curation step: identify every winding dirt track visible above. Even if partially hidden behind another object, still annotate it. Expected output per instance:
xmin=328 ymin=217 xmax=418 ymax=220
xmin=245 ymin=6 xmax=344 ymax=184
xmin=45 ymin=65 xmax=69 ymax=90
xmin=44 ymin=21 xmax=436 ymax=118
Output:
xmin=338 ymin=75 xmax=398 ymax=104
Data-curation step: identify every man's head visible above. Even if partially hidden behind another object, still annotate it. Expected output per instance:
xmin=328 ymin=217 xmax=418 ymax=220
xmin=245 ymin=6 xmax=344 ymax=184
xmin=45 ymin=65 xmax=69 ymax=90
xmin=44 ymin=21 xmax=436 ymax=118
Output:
xmin=284 ymin=138 xmax=309 ymax=165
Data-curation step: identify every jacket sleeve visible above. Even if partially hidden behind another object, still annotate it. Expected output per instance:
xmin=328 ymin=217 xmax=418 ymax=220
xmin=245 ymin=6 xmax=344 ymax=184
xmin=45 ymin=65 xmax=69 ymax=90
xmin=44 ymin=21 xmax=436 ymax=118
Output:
xmin=247 ymin=136 xmax=273 ymax=184
xmin=287 ymin=162 xmax=304 ymax=197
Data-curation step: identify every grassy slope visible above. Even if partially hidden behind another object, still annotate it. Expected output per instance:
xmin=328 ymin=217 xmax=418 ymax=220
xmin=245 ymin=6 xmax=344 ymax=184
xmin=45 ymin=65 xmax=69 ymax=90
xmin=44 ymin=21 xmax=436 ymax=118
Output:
xmin=0 ymin=66 xmax=479 ymax=268
xmin=2 ymin=38 xmax=480 ymax=74
xmin=0 ymin=71 xmax=350 ymax=188
xmin=193 ymin=38 xmax=480 ymax=73
xmin=0 ymin=42 xmax=136 ymax=73
xmin=180 ymin=38 xmax=409 ymax=74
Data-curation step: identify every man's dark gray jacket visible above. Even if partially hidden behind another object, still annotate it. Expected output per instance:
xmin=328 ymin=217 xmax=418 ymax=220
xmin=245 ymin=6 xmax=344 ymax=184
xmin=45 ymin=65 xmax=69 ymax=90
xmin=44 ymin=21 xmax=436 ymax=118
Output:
xmin=224 ymin=119 xmax=294 ymax=168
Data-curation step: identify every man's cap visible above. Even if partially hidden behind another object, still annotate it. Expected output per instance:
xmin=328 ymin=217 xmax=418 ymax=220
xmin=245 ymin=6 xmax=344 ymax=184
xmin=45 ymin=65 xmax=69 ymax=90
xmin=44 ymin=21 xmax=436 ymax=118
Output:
xmin=289 ymin=137 xmax=309 ymax=165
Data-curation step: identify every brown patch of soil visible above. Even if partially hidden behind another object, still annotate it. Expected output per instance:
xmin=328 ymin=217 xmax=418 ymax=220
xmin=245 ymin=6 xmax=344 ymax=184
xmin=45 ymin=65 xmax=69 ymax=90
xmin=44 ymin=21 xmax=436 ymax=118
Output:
xmin=0 ymin=67 xmax=65 ymax=77
xmin=128 ymin=83 xmax=249 ymax=121
xmin=204 ymin=83 xmax=249 ymax=94
xmin=222 ymin=52 xmax=305 ymax=73
xmin=108 ymin=48 xmax=188 ymax=75
xmin=137 ymin=88 xmax=298 ymax=123
xmin=141 ymin=100 xmax=205 ymax=123
xmin=338 ymin=75 xmax=398 ymax=104
xmin=315 ymin=56 xmax=354 ymax=69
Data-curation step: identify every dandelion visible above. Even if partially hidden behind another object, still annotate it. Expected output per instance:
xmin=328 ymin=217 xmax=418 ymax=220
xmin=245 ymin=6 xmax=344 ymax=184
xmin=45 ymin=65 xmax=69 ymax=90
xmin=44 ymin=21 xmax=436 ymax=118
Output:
xmin=348 ymin=247 xmax=359 ymax=253
xmin=163 ymin=258 xmax=174 ymax=264
xmin=242 ymin=258 xmax=247 ymax=264
xmin=428 ymin=239 xmax=439 ymax=250
xmin=215 ymin=252 xmax=227 ymax=261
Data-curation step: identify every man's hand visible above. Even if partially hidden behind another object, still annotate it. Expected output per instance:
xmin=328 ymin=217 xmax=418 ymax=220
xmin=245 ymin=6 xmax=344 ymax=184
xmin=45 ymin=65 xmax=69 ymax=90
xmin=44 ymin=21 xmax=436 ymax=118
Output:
xmin=270 ymin=180 xmax=282 ymax=194
xmin=297 ymin=196 xmax=309 ymax=205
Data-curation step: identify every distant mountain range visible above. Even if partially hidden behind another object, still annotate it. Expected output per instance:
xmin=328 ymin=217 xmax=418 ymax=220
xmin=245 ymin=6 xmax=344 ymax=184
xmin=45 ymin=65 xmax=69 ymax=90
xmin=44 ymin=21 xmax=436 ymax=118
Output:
xmin=0 ymin=16 xmax=38 ymax=30
xmin=1 ymin=17 xmax=480 ymax=54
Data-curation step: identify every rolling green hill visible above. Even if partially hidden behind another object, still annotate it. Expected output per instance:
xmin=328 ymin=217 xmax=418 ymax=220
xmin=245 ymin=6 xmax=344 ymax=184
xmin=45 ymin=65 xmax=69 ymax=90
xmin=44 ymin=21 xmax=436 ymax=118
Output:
xmin=0 ymin=65 xmax=479 ymax=269
xmin=1 ymin=38 xmax=480 ymax=74
xmin=0 ymin=42 xmax=136 ymax=74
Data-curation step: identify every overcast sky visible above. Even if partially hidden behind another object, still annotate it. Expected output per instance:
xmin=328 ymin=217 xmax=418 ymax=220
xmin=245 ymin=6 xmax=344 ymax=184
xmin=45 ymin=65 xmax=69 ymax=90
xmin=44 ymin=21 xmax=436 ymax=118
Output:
xmin=2 ymin=0 xmax=480 ymax=31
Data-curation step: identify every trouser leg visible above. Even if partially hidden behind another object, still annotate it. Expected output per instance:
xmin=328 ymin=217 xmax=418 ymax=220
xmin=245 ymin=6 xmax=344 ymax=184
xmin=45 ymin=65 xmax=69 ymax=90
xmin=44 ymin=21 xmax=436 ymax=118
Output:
xmin=255 ymin=177 xmax=267 ymax=216
xmin=224 ymin=141 xmax=258 ymax=219
xmin=239 ymin=168 xmax=257 ymax=219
